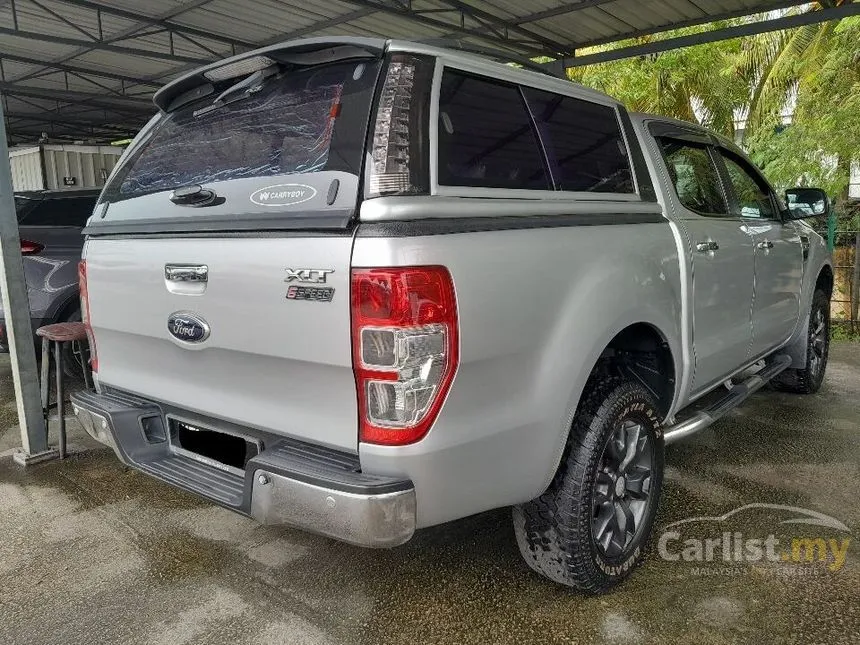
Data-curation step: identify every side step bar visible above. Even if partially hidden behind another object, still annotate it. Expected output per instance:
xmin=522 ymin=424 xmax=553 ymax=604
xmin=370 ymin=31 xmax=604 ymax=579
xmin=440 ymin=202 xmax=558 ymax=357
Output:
xmin=663 ymin=355 xmax=792 ymax=445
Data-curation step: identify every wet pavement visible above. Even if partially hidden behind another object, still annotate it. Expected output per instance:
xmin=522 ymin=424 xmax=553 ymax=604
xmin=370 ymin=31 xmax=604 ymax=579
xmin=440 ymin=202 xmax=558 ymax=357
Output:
xmin=0 ymin=346 xmax=858 ymax=645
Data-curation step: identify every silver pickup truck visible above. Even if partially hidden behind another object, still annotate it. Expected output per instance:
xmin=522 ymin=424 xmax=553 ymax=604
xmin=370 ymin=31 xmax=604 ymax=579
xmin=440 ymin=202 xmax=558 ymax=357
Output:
xmin=71 ymin=37 xmax=833 ymax=593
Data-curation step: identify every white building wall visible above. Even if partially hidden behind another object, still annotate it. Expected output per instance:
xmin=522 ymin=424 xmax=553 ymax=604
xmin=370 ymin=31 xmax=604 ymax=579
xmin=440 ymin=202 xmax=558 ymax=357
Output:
xmin=8 ymin=144 xmax=124 ymax=192
xmin=8 ymin=147 xmax=44 ymax=191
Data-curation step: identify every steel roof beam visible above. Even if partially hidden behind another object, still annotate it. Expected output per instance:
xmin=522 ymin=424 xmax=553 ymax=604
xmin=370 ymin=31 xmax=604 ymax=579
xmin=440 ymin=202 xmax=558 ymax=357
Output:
xmin=340 ymin=0 xmax=552 ymax=57
xmin=430 ymin=0 xmax=574 ymax=55
xmin=5 ymin=123 xmax=138 ymax=140
xmin=54 ymin=0 xmax=256 ymax=49
xmin=263 ymin=7 xmax=378 ymax=43
xmin=4 ymin=112 xmax=139 ymax=130
xmin=136 ymin=6 xmax=382 ymax=85
xmin=443 ymin=0 xmax=813 ymax=56
xmin=4 ymin=125 xmax=130 ymax=141
xmin=8 ymin=0 xmax=219 ymax=88
xmin=6 ymin=99 xmax=146 ymax=125
xmin=29 ymin=0 xmax=99 ymax=41
xmin=511 ymin=0 xmax=625 ymax=25
xmin=574 ymin=0 xmax=815 ymax=48
xmin=0 ymin=26 xmax=211 ymax=64
xmin=0 ymin=53 xmax=161 ymax=88
xmin=564 ymin=2 xmax=860 ymax=66
xmin=0 ymin=84 xmax=154 ymax=116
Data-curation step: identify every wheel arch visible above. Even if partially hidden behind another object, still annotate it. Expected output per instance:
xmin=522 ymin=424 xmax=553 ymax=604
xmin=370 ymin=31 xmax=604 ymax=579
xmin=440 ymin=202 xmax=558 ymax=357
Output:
xmin=816 ymin=263 xmax=834 ymax=299
xmin=783 ymin=258 xmax=834 ymax=369
xmin=539 ymin=317 xmax=679 ymax=501
xmin=596 ymin=322 xmax=677 ymax=417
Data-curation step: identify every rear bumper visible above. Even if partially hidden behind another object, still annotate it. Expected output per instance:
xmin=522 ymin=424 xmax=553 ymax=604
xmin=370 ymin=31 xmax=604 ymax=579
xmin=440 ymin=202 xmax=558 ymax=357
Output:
xmin=70 ymin=388 xmax=416 ymax=548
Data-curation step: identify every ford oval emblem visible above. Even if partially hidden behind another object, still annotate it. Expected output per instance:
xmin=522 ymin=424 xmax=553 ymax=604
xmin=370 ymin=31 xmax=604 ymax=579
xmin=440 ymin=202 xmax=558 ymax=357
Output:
xmin=167 ymin=311 xmax=210 ymax=343
xmin=250 ymin=183 xmax=317 ymax=207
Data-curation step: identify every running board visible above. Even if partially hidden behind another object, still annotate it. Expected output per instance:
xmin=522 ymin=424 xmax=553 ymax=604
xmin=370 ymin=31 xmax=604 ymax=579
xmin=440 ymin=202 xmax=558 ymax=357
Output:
xmin=663 ymin=354 xmax=792 ymax=445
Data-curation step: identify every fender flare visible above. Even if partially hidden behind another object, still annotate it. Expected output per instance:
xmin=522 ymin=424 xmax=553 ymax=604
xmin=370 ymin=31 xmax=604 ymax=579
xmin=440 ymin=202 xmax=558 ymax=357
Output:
xmin=536 ymin=312 xmax=681 ymax=499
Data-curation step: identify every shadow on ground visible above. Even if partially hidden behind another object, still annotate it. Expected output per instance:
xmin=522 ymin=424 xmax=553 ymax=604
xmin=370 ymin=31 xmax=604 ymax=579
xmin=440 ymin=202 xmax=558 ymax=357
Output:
xmin=1 ymin=346 xmax=859 ymax=645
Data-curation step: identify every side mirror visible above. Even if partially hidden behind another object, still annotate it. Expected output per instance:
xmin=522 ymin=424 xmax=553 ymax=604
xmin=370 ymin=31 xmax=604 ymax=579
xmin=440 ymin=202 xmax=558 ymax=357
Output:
xmin=785 ymin=187 xmax=830 ymax=220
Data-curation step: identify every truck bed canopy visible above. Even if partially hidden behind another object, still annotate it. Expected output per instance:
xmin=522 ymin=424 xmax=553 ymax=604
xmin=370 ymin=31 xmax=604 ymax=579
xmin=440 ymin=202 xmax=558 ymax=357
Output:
xmin=1 ymin=0 xmax=858 ymax=144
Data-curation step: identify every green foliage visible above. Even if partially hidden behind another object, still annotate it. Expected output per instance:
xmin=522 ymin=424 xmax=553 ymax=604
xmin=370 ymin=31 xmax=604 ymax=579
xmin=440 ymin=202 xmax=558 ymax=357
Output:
xmin=568 ymin=23 xmax=746 ymax=137
xmin=746 ymin=17 xmax=860 ymax=199
xmin=568 ymin=7 xmax=860 ymax=201
xmin=831 ymin=322 xmax=860 ymax=343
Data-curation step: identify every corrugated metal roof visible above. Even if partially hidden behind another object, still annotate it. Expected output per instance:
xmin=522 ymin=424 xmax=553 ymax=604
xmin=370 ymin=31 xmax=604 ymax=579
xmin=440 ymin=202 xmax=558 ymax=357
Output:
xmin=0 ymin=0 xmax=836 ymax=142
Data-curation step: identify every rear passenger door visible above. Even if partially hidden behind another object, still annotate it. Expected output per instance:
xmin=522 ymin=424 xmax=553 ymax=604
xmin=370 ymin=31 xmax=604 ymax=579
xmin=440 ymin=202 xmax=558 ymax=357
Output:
xmin=716 ymin=149 xmax=803 ymax=357
xmin=656 ymin=137 xmax=755 ymax=392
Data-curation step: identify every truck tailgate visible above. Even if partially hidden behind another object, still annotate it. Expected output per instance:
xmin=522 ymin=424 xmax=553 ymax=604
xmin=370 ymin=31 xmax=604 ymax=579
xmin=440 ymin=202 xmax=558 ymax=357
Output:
xmin=84 ymin=235 xmax=358 ymax=451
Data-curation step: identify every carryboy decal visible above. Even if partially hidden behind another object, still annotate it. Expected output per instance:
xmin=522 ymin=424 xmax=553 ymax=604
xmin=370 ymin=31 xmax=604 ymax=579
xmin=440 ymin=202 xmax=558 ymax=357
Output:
xmin=250 ymin=184 xmax=317 ymax=207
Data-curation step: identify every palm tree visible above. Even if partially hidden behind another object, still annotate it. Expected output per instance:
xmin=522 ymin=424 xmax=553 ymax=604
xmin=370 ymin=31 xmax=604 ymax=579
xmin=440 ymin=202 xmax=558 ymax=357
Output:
xmin=566 ymin=33 xmax=745 ymax=138
xmin=735 ymin=2 xmax=841 ymax=141
xmin=568 ymin=2 xmax=847 ymax=144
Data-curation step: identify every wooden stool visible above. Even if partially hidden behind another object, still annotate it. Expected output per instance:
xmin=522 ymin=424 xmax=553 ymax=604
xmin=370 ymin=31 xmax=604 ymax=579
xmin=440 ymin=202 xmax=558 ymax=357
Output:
xmin=36 ymin=322 xmax=90 ymax=459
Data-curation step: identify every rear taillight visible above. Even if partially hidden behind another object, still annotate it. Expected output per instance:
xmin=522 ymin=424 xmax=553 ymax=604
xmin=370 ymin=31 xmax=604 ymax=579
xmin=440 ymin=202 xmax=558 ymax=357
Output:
xmin=351 ymin=266 xmax=458 ymax=445
xmin=20 ymin=239 xmax=43 ymax=255
xmin=78 ymin=260 xmax=98 ymax=372
xmin=366 ymin=54 xmax=433 ymax=198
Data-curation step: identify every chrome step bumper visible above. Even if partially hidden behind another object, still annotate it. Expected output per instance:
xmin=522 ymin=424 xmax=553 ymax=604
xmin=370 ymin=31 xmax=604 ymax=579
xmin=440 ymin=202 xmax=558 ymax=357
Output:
xmin=70 ymin=389 xmax=416 ymax=548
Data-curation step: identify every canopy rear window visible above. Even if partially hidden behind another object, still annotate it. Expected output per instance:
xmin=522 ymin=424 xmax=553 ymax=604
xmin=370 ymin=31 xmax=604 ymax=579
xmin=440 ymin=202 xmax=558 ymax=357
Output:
xmin=102 ymin=59 xmax=379 ymax=204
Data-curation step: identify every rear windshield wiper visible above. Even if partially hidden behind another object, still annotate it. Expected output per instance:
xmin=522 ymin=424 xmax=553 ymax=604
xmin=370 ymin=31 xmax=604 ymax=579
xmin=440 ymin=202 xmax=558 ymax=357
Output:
xmin=193 ymin=66 xmax=277 ymax=118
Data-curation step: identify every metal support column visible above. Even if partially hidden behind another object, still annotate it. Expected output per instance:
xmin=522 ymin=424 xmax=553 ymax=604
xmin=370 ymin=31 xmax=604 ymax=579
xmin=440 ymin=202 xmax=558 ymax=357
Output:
xmin=0 ymin=100 xmax=56 ymax=464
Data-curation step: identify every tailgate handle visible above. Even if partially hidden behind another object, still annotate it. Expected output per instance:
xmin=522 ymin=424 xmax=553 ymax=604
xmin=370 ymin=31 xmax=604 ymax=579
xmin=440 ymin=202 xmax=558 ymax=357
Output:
xmin=165 ymin=264 xmax=208 ymax=282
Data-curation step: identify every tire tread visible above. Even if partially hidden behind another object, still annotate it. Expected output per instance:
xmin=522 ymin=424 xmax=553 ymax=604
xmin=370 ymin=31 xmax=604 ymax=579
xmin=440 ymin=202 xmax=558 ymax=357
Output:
xmin=513 ymin=376 xmax=664 ymax=592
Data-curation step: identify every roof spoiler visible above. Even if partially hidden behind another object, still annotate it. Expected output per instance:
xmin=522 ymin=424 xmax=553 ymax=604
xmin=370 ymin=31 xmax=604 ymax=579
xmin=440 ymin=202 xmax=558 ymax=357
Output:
xmin=153 ymin=37 xmax=387 ymax=113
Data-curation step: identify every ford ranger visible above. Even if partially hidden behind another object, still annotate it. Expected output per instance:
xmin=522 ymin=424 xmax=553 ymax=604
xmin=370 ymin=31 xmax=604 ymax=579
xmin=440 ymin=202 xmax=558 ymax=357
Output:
xmin=70 ymin=38 xmax=833 ymax=592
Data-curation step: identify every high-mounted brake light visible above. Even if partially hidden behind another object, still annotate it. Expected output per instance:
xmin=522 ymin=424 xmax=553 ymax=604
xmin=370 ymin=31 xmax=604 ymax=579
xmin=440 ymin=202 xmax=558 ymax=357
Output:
xmin=78 ymin=260 xmax=97 ymax=372
xmin=20 ymin=239 xmax=43 ymax=255
xmin=367 ymin=54 xmax=432 ymax=197
xmin=203 ymin=55 xmax=275 ymax=82
xmin=351 ymin=267 xmax=458 ymax=445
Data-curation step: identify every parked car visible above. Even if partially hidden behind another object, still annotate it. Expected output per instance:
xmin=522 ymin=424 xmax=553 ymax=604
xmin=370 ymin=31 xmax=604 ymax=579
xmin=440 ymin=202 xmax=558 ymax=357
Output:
xmin=0 ymin=189 xmax=99 ymax=371
xmin=71 ymin=38 xmax=833 ymax=593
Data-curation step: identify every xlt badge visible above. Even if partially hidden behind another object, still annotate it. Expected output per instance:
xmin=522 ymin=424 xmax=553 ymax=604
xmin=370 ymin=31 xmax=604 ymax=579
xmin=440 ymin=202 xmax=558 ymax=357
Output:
xmin=284 ymin=268 xmax=334 ymax=284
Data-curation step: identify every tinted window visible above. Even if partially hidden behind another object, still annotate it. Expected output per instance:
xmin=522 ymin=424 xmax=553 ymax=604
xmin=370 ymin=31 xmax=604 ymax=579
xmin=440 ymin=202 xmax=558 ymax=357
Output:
xmin=103 ymin=60 xmax=378 ymax=203
xmin=719 ymin=151 xmax=775 ymax=219
xmin=437 ymin=70 xmax=549 ymax=190
xmin=17 ymin=196 xmax=97 ymax=227
xmin=659 ymin=140 xmax=727 ymax=215
xmin=522 ymin=88 xmax=634 ymax=193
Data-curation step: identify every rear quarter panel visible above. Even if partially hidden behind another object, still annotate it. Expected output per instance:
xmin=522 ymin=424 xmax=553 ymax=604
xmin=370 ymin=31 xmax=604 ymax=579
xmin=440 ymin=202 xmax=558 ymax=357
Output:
xmin=354 ymin=216 xmax=683 ymax=528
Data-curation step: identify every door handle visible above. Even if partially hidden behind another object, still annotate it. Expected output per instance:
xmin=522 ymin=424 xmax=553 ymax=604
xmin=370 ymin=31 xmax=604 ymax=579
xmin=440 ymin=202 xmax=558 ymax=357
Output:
xmin=696 ymin=241 xmax=719 ymax=253
xmin=165 ymin=264 xmax=208 ymax=282
xmin=756 ymin=240 xmax=774 ymax=250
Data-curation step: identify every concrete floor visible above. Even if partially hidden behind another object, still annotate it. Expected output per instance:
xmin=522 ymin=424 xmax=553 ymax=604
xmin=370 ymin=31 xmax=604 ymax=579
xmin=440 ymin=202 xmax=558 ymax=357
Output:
xmin=0 ymin=347 xmax=859 ymax=645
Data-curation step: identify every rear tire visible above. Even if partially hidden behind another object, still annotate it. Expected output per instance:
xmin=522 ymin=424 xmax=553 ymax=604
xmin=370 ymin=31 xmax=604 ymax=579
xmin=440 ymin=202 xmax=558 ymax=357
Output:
xmin=513 ymin=377 xmax=664 ymax=592
xmin=772 ymin=289 xmax=830 ymax=394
